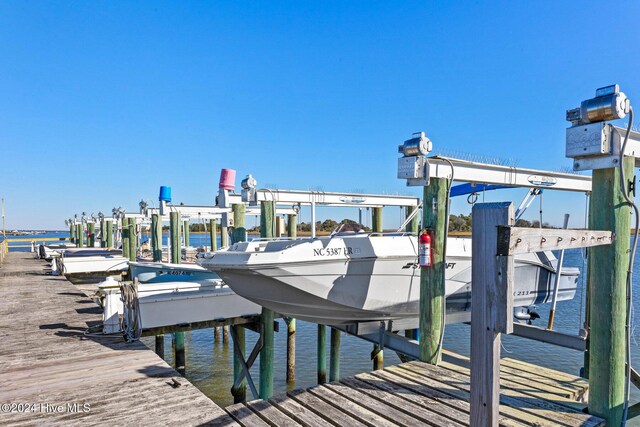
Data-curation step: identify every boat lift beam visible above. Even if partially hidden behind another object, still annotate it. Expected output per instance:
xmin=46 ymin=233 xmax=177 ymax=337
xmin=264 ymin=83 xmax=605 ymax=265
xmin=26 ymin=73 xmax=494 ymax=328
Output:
xmin=423 ymin=157 xmax=592 ymax=193
xmin=246 ymin=189 xmax=420 ymax=208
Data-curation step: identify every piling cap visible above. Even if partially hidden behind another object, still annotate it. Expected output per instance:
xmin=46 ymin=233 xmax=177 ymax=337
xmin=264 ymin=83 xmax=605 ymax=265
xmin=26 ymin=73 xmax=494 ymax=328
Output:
xmin=159 ymin=186 xmax=172 ymax=202
xmin=219 ymin=169 xmax=236 ymax=191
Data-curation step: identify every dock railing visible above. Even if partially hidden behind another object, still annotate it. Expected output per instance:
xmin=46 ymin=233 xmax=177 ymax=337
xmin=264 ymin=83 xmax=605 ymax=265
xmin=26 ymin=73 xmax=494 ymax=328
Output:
xmin=470 ymin=202 xmax=614 ymax=426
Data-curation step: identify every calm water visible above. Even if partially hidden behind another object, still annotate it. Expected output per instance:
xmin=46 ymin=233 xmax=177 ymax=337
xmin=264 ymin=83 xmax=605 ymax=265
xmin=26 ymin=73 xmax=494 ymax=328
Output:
xmin=12 ymin=231 xmax=640 ymax=416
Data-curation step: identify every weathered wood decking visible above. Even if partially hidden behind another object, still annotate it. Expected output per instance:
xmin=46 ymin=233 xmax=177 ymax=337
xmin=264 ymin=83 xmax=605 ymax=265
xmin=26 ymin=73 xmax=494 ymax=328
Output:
xmin=0 ymin=252 xmax=605 ymax=426
xmin=226 ymin=354 xmax=603 ymax=426
xmin=0 ymin=252 xmax=237 ymax=426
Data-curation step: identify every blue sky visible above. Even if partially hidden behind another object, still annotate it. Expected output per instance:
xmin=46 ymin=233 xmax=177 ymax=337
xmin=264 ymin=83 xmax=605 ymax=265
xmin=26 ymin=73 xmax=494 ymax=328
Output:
xmin=1 ymin=1 xmax=639 ymax=229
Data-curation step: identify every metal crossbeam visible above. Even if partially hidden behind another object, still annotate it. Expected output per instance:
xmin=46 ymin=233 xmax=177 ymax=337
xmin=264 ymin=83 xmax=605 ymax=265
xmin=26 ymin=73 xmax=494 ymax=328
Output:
xmin=425 ymin=157 xmax=592 ymax=192
xmin=251 ymin=189 xmax=420 ymax=207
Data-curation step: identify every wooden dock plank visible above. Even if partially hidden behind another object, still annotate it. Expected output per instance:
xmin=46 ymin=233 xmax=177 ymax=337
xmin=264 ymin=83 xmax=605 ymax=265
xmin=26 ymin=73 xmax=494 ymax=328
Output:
xmin=226 ymin=403 xmax=271 ymax=427
xmin=269 ymin=393 xmax=331 ymax=427
xmin=0 ymin=253 xmax=237 ymax=427
xmin=246 ymin=399 xmax=302 ymax=426
xmin=356 ymin=374 xmax=469 ymax=425
xmin=323 ymin=381 xmax=431 ymax=426
xmin=287 ymin=388 xmax=369 ymax=427
xmin=401 ymin=361 xmax=603 ymax=427
xmin=306 ymin=384 xmax=400 ymax=427
xmin=374 ymin=368 xmax=527 ymax=427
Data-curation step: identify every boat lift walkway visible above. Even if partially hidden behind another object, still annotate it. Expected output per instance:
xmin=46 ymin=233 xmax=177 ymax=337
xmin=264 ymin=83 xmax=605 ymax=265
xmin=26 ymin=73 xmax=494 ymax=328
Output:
xmin=0 ymin=252 xmax=237 ymax=426
xmin=226 ymin=352 xmax=603 ymax=427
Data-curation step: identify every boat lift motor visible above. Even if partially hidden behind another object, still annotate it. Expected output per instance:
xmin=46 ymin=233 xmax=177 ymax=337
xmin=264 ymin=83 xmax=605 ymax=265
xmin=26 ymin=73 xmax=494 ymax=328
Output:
xmin=397 ymin=131 xmax=432 ymax=186
xmin=240 ymin=174 xmax=258 ymax=206
xmin=565 ymin=84 xmax=636 ymax=171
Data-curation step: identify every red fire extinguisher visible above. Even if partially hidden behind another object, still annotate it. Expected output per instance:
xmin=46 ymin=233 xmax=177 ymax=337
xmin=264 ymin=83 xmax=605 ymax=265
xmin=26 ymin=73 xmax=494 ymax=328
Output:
xmin=419 ymin=229 xmax=432 ymax=268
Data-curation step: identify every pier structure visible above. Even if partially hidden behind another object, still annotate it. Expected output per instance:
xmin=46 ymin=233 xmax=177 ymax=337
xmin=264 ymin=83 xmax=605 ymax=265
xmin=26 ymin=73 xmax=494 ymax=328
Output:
xmin=0 ymin=251 xmax=604 ymax=426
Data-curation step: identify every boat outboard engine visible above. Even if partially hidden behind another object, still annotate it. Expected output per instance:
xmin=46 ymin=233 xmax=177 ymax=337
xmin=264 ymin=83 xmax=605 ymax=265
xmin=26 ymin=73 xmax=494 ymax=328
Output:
xmin=38 ymin=244 xmax=47 ymax=259
xmin=514 ymin=307 xmax=540 ymax=324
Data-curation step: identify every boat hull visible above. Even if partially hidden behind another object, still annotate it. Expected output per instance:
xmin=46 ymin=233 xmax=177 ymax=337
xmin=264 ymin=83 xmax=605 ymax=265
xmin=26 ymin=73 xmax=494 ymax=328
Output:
xmin=202 ymin=235 xmax=578 ymax=325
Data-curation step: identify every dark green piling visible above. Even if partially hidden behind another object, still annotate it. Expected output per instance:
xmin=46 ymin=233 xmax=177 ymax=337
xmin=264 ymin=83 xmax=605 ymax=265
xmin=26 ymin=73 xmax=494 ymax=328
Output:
xmin=317 ymin=324 xmax=327 ymax=384
xmin=128 ymin=219 xmax=136 ymax=261
xmin=183 ymin=220 xmax=190 ymax=247
xmin=420 ymin=178 xmax=448 ymax=364
xmin=259 ymin=200 xmax=275 ymax=399
xmin=170 ymin=212 xmax=181 ymax=264
xmin=372 ymin=207 xmax=384 ymax=370
xmin=155 ymin=335 xmax=165 ymax=359
xmin=174 ymin=332 xmax=185 ymax=376
xmin=87 ymin=222 xmax=95 ymax=247
xmin=587 ymin=157 xmax=632 ymax=424
xmin=330 ymin=328 xmax=340 ymax=381
xmin=232 ymin=325 xmax=246 ymax=403
xmin=122 ymin=218 xmax=130 ymax=260
xmin=151 ymin=213 xmax=162 ymax=262
xmin=209 ymin=219 xmax=217 ymax=251
xmin=105 ymin=219 xmax=113 ymax=248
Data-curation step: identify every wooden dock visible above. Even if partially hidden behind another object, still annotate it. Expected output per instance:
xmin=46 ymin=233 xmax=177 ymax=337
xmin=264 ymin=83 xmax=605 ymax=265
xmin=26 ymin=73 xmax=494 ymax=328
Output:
xmin=0 ymin=252 xmax=237 ymax=426
xmin=0 ymin=252 xmax=605 ymax=426
xmin=226 ymin=354 xmax=603 ymax=426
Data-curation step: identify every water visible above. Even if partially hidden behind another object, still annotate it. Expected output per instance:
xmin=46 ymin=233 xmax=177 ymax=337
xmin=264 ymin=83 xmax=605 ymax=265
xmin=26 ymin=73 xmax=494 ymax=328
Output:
xmin=13 ymin=231 xmax=640 ymax=415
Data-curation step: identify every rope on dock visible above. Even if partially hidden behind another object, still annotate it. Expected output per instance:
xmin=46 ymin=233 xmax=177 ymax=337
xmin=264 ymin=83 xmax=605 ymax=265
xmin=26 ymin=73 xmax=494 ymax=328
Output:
xmin=120 ymin=282 xmax=142 ymax=342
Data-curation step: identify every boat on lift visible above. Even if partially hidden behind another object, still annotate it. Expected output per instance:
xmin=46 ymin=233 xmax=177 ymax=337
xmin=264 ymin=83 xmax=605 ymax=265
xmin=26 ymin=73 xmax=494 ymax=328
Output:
xmin=197 ymin=232 xmax=579 ymax=325
xmin=56 ymin=247 xmax=129 ymax=279
xmin=129 ymin=261 xmax=221 ymax=284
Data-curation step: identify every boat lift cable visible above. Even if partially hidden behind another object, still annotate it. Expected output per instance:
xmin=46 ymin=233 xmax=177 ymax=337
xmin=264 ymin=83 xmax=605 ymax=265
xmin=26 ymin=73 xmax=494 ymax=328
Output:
xmin=620 ymin=107 xmax=637 ymax=426
xmin=436 ymin=156 xmax=456 ymax=363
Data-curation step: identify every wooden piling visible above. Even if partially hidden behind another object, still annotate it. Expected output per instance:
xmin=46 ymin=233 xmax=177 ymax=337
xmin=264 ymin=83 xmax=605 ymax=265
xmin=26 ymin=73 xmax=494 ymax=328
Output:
xmin=285 ymin=215 xmax=297 ymax=384
xmin=183 ymin=220 xmax=190 ymax=248
xmin=287 ymin=214 xmax=297 ymax=238
xmin=470 ymin=202 xmax=514 ymax=426
xmin=286 ymin=318 xmax=296 ymax=383
xmin=214 ymin=326 xmax=220 ymax=342
xmin=105 ymin=219 xmax=113 ymax=248
xmin=259 ymin=307 xmax=274 ymax=399
xmin=587 ymin=157 xmax=632 ymax=425
xmin=174 ymin=331 xmax=186 ymax=376
xmin=122 ymin=218 xmax=130 ymax=259
xmin=69 ymin=223 xmax=75 ymax=244
xmin=155 ymin=335 xmax=165 ymax=359
xmin=76 ymin=223 xmax=84 ymax=248
xmin=406 ymin=205 xmax=419 ymax=234
xmin=151 ymin=213 xmax=162 ymax=262
xmin=259 ymin=200 xmax=276 ymax=399
xmin=330 ymin=328 xmax=340 ymax=381
xmin=231 ymin=325 xmax=246 ymax=403
xmin=232 ymin=204 xmax=246 ymax=243
xmin=128 ymin=218 xmax=136 ymax=262
xmin=420 ymin=178 xmax=448 ymax=364
xmin=221 ymin=224 xmax=229 ymax=247
xmin=317 ymin=324 xmax=327 ymax=384
xmin=209 ymin=219 xmax=217 ymax=251
xmin=371 ymin=206 xmax=384 ymax=370
xmin=222 ymin=325 xmax=229 ymax=343
xmin=87 ymin=222 xmax=95 ymax=247
xmin=99 ymin=219 xmax=105 ymax=248
xmin=170 ymin=212 xmax=181 ymax=264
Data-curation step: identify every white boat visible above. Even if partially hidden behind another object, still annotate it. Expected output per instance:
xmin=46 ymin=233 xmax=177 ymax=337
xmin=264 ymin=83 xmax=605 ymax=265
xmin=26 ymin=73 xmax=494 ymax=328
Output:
xmin=57 ymin=248 xmax=129 ymax=277
xmin=129 ymin=261 xmax=220 ymax=284
xmin=197 ymin=233 xmax=579 ymax=325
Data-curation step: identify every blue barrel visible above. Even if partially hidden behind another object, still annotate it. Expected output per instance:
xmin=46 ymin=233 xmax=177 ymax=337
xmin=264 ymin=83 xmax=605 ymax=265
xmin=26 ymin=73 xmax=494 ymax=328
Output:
xmin=159 ymin=186 xmax=172 ymax=202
